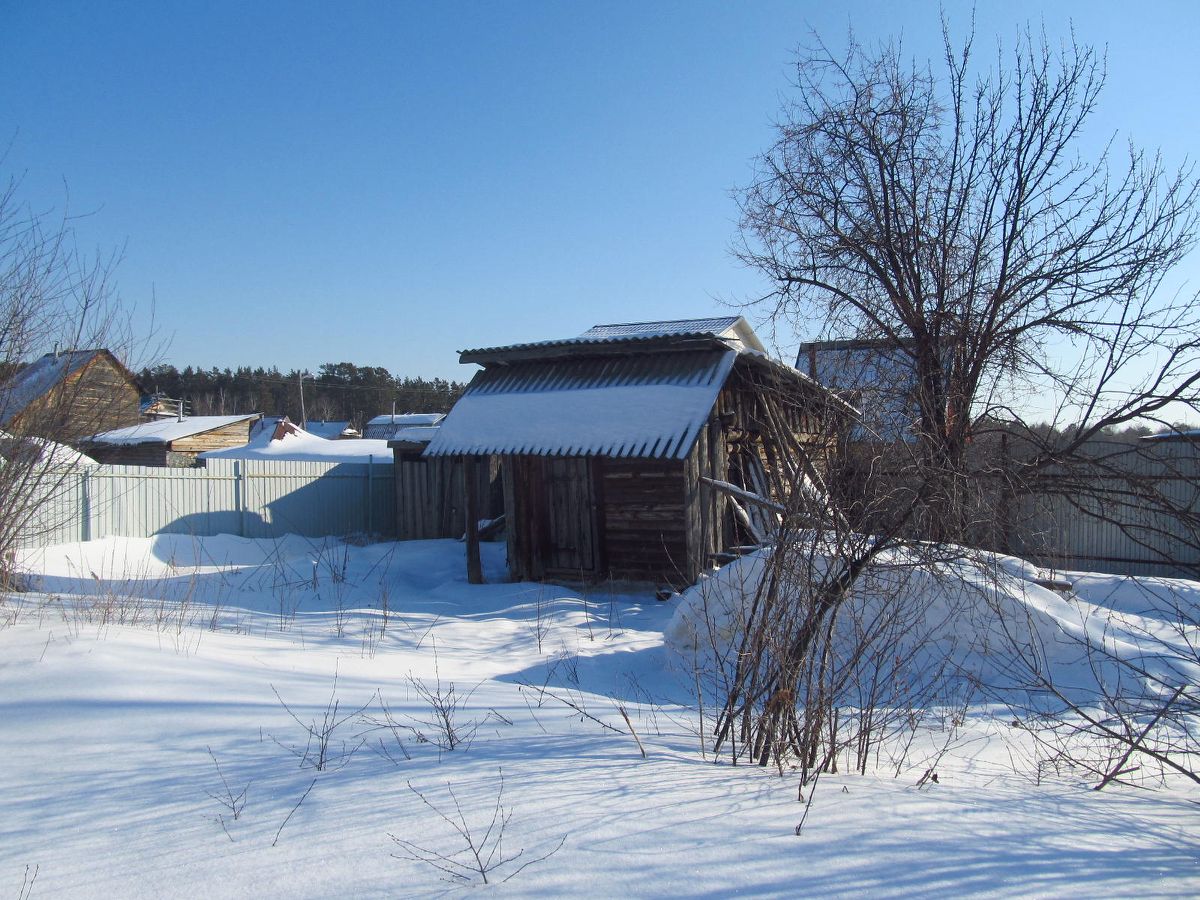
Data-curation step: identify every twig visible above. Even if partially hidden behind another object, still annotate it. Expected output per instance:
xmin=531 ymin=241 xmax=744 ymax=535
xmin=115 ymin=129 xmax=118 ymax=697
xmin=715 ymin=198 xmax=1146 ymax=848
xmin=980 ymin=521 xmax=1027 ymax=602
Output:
xmin=273 ymin=777 xmax=317 ymax=847
xmin=617 ymin=705 xmax=647 ymax=759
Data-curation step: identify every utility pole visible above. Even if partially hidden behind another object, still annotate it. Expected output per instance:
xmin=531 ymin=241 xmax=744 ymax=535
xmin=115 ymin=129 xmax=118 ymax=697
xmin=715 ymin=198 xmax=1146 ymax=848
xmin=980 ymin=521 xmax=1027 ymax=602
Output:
xmin=298 ymin=371 xmax=311 ymax=428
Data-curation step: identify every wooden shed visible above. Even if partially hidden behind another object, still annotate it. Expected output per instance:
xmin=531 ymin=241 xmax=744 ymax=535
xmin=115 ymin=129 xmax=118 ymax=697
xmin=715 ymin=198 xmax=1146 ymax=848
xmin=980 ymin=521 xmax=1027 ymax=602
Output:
xmin=80 ymin=414 xmax=262 ymax=467
xmin=424 ymin=317 xmax=850 ymax=588
xmin=0 ymin=349 xmax=142 ymax=442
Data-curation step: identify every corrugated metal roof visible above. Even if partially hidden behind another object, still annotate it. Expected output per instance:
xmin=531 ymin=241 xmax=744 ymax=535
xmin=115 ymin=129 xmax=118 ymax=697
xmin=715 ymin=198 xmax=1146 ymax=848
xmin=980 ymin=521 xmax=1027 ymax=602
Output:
xmin=365 ymin=413 xmax=445 ymax=427
xmin=425 ymin=348 xmax=736 ymax=459
xmin=459 ymin=330 xmax=731 ymax=361
xmin=578 ymin=317 xmax=743 ymax=340
xmin=458 ymin=314 xmax=769 ymax=361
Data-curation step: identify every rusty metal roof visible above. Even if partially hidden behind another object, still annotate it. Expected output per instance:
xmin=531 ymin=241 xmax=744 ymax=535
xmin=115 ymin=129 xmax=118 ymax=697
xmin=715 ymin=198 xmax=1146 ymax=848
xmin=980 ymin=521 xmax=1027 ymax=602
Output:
xmin=424 ymin=348 xmax=737 ymax=459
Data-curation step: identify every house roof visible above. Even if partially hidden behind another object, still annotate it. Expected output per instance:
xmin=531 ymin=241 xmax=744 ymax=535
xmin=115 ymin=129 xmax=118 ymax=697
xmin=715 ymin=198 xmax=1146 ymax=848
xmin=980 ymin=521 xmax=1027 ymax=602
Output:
xmin=84 ymin=414 xmax=259 ymax=446
xmin=0 ymin=349 xmax=138 ymax=428
xmin=424 ymin=348 xmax=738 ymax=459
xmin=388 ymin=424 xmax=441 ymax=444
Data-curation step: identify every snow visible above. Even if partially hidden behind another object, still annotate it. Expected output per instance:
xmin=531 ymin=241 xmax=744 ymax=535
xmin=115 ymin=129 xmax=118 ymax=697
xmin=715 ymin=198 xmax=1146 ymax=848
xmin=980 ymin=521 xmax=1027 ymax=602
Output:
xmin=0 ymin=432 xmax=98 ymax=468
xmin=200 ymin=425 xmax=392 ymax=464
xmin=1 ymin=535 xmax=1197 ymax=897
xmin=426 ymin=379 xmax=731 ymax=459
xmin=88 ymin=415 xmax=260 ymax=445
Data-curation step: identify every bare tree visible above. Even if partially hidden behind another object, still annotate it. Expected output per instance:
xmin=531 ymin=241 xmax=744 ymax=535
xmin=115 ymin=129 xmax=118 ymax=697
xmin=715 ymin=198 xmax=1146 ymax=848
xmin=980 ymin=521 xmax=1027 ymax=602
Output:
xmin=0 ymin=171 xmax=141 ymax=582
xmin=708 ymin=22 xmax=1200 ymax=771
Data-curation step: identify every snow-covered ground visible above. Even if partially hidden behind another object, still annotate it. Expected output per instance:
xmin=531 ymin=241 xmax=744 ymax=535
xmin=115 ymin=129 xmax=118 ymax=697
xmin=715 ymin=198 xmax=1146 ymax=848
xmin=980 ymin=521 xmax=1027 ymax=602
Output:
xmin=2 ymin=536 xmax=1197 ymax=898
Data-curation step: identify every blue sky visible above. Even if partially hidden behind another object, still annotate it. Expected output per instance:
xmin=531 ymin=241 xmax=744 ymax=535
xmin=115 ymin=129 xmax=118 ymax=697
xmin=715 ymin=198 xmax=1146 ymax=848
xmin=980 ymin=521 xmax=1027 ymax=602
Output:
xmin=2 ymin=1 xmax=1197 ymax=382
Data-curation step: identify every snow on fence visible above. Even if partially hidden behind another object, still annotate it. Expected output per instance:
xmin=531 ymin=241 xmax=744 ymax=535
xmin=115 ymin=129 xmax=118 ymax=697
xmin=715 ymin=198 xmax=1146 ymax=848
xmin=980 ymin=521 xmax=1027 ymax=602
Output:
xmin=19 ymin=458 xmax=396 ymax=547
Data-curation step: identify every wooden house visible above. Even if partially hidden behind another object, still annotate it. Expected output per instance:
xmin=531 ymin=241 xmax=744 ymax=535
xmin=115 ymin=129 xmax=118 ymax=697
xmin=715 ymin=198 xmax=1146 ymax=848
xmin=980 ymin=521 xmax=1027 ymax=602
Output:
xmin=424 ymin=317 xmax=851 ymax=588
xmin=0 ymin=349 xmax=142 ymax=442
xmin=80 ymin=414 xmax=261 ymax=467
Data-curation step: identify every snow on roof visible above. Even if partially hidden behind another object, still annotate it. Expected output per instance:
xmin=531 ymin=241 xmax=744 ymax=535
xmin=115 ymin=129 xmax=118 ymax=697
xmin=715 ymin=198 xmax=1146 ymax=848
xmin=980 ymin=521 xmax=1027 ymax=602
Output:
xmin=425 ymin=349 xmax=736 ymax=459
xmin=86 ymin=415 xmax=259 ymax=445
xmin=303 ymin=420 xmax=357 ymax=439
xmin=459 ymin=316 xmax=767 ymax=361
xmin=199 ymin=424 xmax=392 ymax=463
xmin=365 ymin=413 xmax=445 ymax=427
xmin=0 ymin=350 xmax=121 ymax=427
xmin=389 ymin=424 xmax=441 ymax=444
xmin=0 ymin=433 xmax=99 ymax=469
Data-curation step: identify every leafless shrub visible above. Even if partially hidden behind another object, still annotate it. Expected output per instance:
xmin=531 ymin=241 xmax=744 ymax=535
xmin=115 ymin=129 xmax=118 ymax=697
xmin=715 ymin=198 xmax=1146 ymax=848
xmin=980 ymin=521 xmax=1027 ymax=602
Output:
xmin=360 ymin=691 xmax=413 ymax=766
xmin=527 ymin=587 xmax=550 ymax=653
xmin=390 ymin=770 xmax=565 ymax=886
xmin=203 ymin=745 xmax=248 ymax=841
xmin=988 ymin=581 xmax=1200 ymax=789
xmin=270 ymin=668 xmax=368 ymax=771
xmin=402 ymin=668 xmax=480 ymax=753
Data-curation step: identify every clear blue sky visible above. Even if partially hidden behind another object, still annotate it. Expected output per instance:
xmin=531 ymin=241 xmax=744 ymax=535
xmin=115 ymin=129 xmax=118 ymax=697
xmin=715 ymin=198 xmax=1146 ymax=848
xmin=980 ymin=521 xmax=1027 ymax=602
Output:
xmin=2 ymin=1 xmax=1197 ymax=382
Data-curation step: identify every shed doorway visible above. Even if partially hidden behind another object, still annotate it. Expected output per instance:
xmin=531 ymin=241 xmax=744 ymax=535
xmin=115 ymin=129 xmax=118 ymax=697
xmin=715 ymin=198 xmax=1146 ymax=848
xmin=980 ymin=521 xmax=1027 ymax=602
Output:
xmin=538 ymin=456 xmax=601 ymax=577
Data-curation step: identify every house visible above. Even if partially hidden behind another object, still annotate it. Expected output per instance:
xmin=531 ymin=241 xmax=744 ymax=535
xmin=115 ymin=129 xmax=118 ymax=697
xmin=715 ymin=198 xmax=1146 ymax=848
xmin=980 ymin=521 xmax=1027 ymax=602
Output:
xmin=0 ymin=349 xmax=142 ymax=442
xmin=80 ymin=414 xmax=261 ymax=467
xmin=796 ymin=338 xmax=922 ymax=443
xmin=423 ymin=316 xmax=850 ymax=588
xmin=364 ymin=412 xmax=445 ymax=440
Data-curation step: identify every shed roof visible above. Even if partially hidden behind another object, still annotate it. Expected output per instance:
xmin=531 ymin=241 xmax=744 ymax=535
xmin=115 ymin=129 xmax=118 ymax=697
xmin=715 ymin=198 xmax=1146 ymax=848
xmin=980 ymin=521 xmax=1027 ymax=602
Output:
xmin=85 ymin=414 xmax=259 ymax=446
xmin=424 ymin=348 xmax=737 ymax=459
xmin=578 ymin=317 xmax=765 ymax=352
xmin=365 ymin=413 xmax=446 ymax=427
xmin=458 ymin=316 xmax=765 ymax=366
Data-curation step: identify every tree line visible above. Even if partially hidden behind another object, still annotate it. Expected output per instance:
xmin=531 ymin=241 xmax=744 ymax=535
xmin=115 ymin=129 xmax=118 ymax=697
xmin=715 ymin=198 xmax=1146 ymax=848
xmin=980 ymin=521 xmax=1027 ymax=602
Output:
xmin=138 ymin=362 xmax=467 ymax=428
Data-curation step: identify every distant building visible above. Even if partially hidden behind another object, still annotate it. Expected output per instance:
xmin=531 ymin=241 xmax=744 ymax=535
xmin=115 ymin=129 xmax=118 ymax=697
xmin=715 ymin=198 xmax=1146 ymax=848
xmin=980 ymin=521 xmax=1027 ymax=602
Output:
xmin=796 ymin=338 xmax=921 ymax=443
xmin=80 ymin=414 xmax=261 ymax=467
xmin=304 ymin=420 xmax=360 ymax=440
xmin=363 ymin=412 xmax=445 ymax=440
xmin=200 ymin=418 xmax=390 ymax=464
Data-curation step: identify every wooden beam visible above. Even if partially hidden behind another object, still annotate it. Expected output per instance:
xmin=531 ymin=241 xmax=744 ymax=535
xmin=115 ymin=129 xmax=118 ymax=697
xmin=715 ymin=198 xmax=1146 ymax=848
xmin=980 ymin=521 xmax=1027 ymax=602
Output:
xmin=464 ymin=455 xmax=484 ymax=584
xmin=699 ymin=476 xmax=786 ymax=514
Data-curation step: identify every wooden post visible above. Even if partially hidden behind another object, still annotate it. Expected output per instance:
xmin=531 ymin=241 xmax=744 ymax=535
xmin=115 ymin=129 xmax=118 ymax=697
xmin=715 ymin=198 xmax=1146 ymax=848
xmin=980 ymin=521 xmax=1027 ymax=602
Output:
xmin=464 ymin=455 xmax=484 ymax=584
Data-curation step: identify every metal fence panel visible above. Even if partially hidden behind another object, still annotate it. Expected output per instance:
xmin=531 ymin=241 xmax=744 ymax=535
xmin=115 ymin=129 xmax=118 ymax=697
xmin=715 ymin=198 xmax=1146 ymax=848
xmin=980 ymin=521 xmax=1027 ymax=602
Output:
xmin=18 ymin=458 xmax=396 ymax=547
